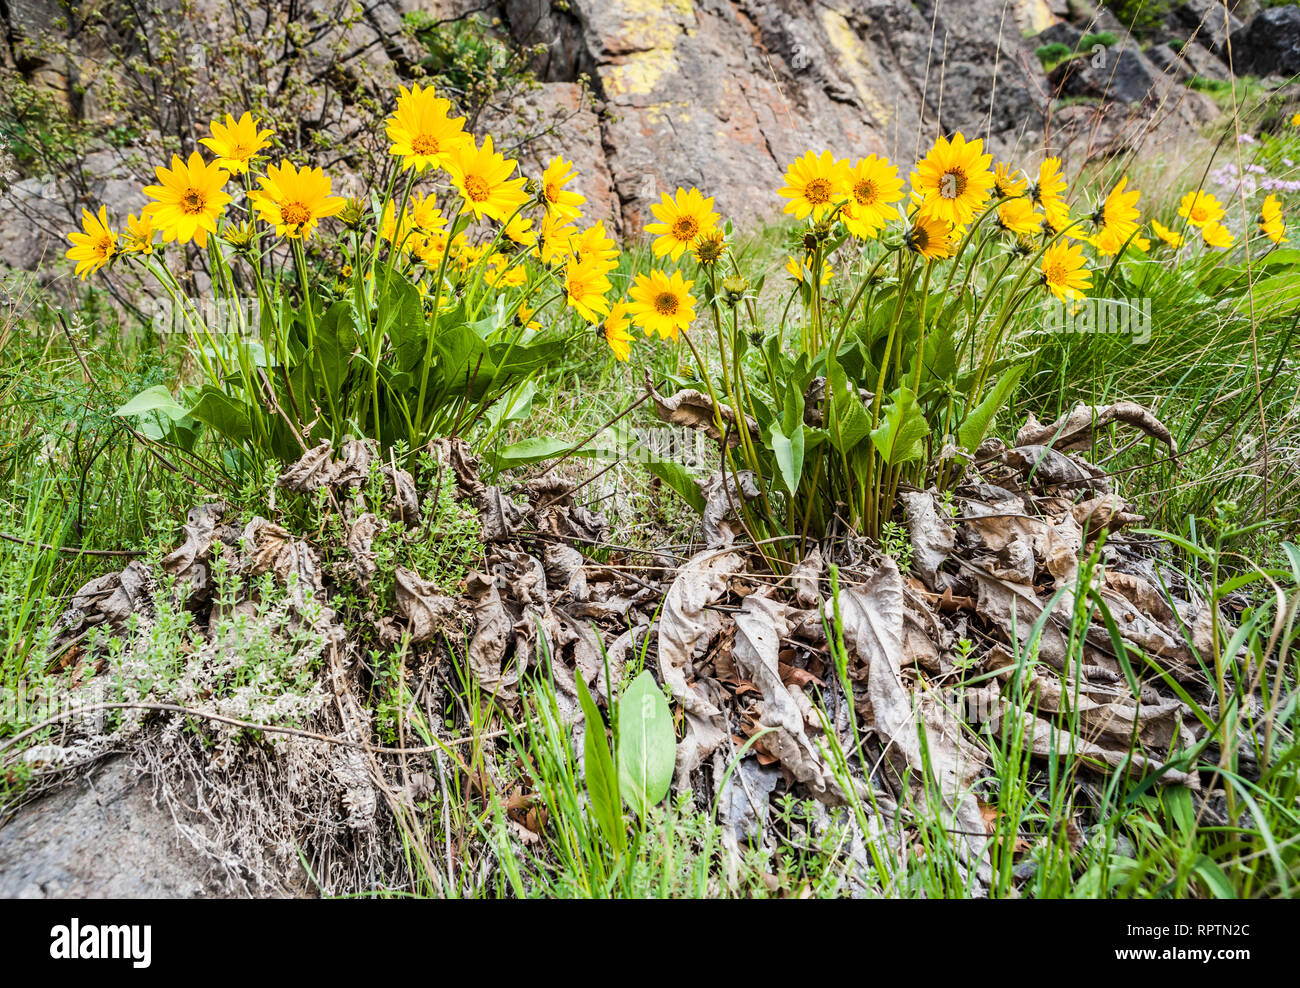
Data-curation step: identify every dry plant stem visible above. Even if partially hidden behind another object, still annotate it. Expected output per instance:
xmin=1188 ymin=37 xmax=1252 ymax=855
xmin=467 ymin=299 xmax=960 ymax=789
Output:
xmin=0 ymin=701 xmax=508 ymax=764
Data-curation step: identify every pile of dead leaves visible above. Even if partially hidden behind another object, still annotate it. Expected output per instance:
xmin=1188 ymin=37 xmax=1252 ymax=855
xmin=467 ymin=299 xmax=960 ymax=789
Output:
xmin=20 ymin=399 xmax=1242 ymax=892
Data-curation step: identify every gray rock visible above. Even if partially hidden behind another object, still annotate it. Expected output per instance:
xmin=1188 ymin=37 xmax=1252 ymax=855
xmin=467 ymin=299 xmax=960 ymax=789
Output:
xmin=1147 ymin=39 xmax=1231 ymax=83
xmin=1175 ymin=0 xmax=1245 ymax=57
xmin=1049 ymin=41 xmax=1161 ymax=106
xmin=1034 ymin=22 xmax=1085 ymax=52
xmin=0 ymin=756 xmax=239 ymax=898
xmin=1229 ymin=6 xmax=1300 ymax=76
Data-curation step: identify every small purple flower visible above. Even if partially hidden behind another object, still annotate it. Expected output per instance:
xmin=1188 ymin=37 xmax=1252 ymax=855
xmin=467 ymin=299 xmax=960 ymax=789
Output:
xmin=1238 ymin=133 xmax=1257 ymax=145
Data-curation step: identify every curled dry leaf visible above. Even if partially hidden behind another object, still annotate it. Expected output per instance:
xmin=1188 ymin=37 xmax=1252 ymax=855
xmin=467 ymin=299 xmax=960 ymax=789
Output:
xmin=1017 ymin=401 xmax=1176 ymax=455
xmin=699 ymin=470 xmax=761 ymax=547
xmin=790 ymin=546 xmax=824 ymax=608
xmin=837 ymin=558 xmax=990 ymax=875
xmin=732 ymin=595 xmax=844 ymax=802
xmin=162 ymin=501 xmax=229 ymax=591
xmin=345 ymin=513 xmax=384 ymax=589
xmin=657 ymin=548 xmax=743 ymax=775
xmin=644 ymin=372 xmax=759 ymax=448
xmin=1002 ymin=446 xmax=1112 ymax=496
xmin=465 ymin=572 xmax=517 ymax=703
xmin=393 ymin=567 xmax=456 ymax=643
xmin=901 ymin=490 xmax=955 ymax=591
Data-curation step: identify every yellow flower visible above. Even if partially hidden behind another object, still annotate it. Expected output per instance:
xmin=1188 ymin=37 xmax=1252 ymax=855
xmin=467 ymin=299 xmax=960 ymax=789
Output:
xmin=992 ymin=162 xmax=1027 ymax=199
xmin=1151 ymin=219 xmax=1185 ymax=249
xmin=690 ymin=229 xmax=728 ymax=266
xmin=1259 ymin=194 xmax=1287 ymax=244
xmin=120 ymin=212 xmax=156 ymax=255
xmin=905 ymin=211 xmax=953 ymax=260
xmin=515 ymin=303 xmax=541 ymax=331
xmin=841 ymin=154 xmax=903 ymax=239
xmin=777 ymin=150 xmax=849 ymax=221
xmin=491 ymin=263 xmax=527 ymax=289
xmin=996 ymin=197 xmax=1042 ymax=237
xmin=386 ymin=83 xmax=470 ymax=173
xmin=446 ymin=135 xmax=529 ymax=222
xmin=504 ymin=214 xmax=538 ymax=248
xmin=1178 ymin=189 xmax=1225 ymax=228
xmin=1041 ymin=241 xmax=1091 ymax=303
xmin=1094 ymin=176 xmax=1141 ymax=241
xmin=628 ymin=268 xmax=696 ymax=340
xmin=1201 ymin=221 xmax=1235 ymax=249
xmin=1292 ymin=112 xmax=1300 ymax=127
xmin=409 ymin=192 xmax=447 ymax=233
xmin=785 ymin=254 xmax=832 ymax=285
xmin=911 ymin=132 xmax=994 ymax=228
xmin=65 ymin=205 xmax=115 ymax=279
xmin=142 ymin=151 xmax=231 ymax=247
xmin=541 ymin=156 xmax=586 ymax=221
xmin=603 ymin=301 xmax=633 ymax=362
xmin=380 ymin=201 xmax=417 ymax=252
xmin=644 ymin=187 xmax=720 ymax=259
xmin=414 ymin=229 xmax=450 ymax=267
xmin=572 ymin=220 xmax=620 ymax=272
xmin=248 ymin=161 xmax=345 ymax=240
xmin=564 ymin=255 xmax=613 ymax=323
xmin=536 ymin=211 xmax=578 ymax=265
xmin=1088 ymin=227 xmax=1125 ymax=256
xmin=198 ymin=112 xmax=273 ymax=175
xmin=1031 ymin=157 xmax=1071 ymax=232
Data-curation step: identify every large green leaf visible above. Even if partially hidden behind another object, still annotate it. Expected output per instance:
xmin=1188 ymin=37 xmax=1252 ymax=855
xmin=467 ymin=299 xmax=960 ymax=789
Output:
xmin=768 ymin=386 xmax=806 ymax=495
xmin=486 ymin=436 xmax=572 ymax=470
xmin=187 ymin=386 xmax=254 ymax=443
xmin=617 ymin=671 xmax=676 ymax=819
xmin=115 ymin=386 xmax=187 ymax=422
xmin=869 ymin=386 xmax=929 ymax=465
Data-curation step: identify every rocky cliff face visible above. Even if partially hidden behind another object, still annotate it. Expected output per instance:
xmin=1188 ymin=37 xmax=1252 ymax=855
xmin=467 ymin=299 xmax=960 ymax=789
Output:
xmin=496 ymin=0 xmax=1045 ymax=233
xmin=0 ymin=0 xmax=1290 ymax=269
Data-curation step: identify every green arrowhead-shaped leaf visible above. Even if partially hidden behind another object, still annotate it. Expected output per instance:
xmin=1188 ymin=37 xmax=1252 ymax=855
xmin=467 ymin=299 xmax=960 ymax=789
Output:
xmin=869 ymin=386 xmax=929 ymax=465
xmin=617 ymin=671 xmax=676 ymax=819
xmin=575 ymin=673 xmax=624 ymax=854
xmin=957 ymin=364 xmax=1024 ymax=454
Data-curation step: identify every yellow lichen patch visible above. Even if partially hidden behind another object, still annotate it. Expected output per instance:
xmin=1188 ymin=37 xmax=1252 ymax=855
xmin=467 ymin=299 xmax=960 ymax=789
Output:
xmin=819 ymin=8 xmax=893 ymax=129
xmin=605 ymin=48 xmax=679 ymax=98
xmin=1013 ymin=0 xmax=1059 ymax=36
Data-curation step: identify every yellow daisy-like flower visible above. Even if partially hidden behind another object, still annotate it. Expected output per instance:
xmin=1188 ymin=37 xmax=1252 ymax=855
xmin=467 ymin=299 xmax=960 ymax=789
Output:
xmin=515 ymin=303 xmax=541 ymax=332
xmin=1151 ymin=219 xmax=1185 ymax=249
xmin=1031 ymin=157 xmax=1071 ymax=232
xmin=603 ymin=301 xmax=634 ymax=362
xmin=1178 ymin=189 xmax=1226 ymax=228
xmin=785 ymin=254 xmax=832 ymax=285
xmin=690 ymin=229 xmax=728 ymax=266
xmin=1201 ymin=221 xmax=1235 ymax=249
xmin=446 ymin=135 xmax=529 ymax=222
xmin=644 ymin=187 xmax=720 ymax=260
xmin=1259 ymin=194 xmax=1287 ymax=244
xmin=198 ymin=112 xmax=273 ymax=175
xmin=572 ymin=220 xmax=620 ymax=272
xmin=1094 ymin=176 xmax=1141 ymax=241
xmin=409 ymin=192 xmax=447 ymax=234
xmin=777 ymin=150 xmax=850 ymax=221
xmin=536 ymin=212 xmax=579 ymax=266
xmin=503 ymin=214 xmax=538 ymax=248
xmin=905 ymin=211 xmax=953 ymax=260
xmin=996 ymin=197 xmax=1042 ymax=236
xmin=841 ymin=154 xmax=904 ymax=239
xmin=248 ymin=161 xmax=345 ymax=240
xmin=992 ymin=161 xmax=1027 ymax=199
xmin=541 ymin=156 xmax=586 ymax=221
xmin=564 ymin=255 xmax=613 ymax=323
xmin=1041 ymin=241 xmax=1091 ymax=303
xmin=142 ymin=151 xmax=231 ymax=248
xmin=414 ymin=229 xmax=450 ymax=267
xmin=627 ymin=268 xmax=696 ymax=340
xmin=491 ymin=262 xmax=527 ymax=290
xmin=386 ymin=83 xmax=470 ymax=173
xmin=120 ymin=212 xmax=156 ymax=256
xmin=65 ymin=205 xmax=115 ymax=279
xmin=1292 ymin=112 xmax=1300 ymax=127
xmin=911 ymin=132 xmax=994 ymax=228
xmin=1088 ymin=227 xmax=1125 ymax=257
